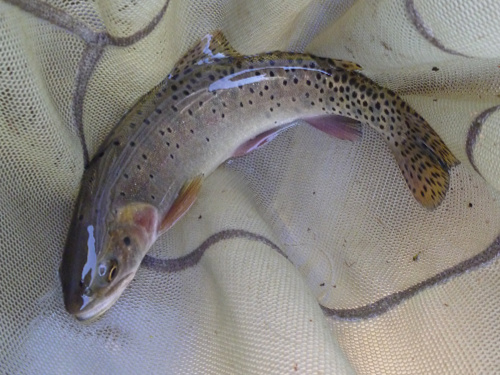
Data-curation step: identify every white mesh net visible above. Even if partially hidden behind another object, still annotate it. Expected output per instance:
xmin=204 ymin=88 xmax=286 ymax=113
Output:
xmin=1 ymin=0 xmax=500 ymax=374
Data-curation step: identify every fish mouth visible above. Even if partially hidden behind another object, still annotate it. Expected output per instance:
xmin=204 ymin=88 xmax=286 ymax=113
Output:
xmin=73 ymin=272 xmax=135 ymax=322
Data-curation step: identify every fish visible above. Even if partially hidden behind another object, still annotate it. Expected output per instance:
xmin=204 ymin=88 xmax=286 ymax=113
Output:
xmin=60 ymin=31 xmax=458 ymax=321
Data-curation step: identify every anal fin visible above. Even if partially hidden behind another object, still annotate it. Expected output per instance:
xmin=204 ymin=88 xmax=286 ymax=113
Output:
xmin=303 ymin=115 xmax=362 ymax=141
xmin=232 ymin=116 xmax=361 ymax=158
xmin=159 ymin=175 xmax=204 ymax=234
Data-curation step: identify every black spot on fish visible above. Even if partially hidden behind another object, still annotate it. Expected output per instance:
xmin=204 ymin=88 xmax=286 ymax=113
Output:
xmin=123 ymin=237 xmax=131 ymax=246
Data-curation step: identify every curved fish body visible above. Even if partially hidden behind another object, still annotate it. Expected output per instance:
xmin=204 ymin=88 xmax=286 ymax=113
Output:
xmin=60 ymin=32 xmax=458 ymax=321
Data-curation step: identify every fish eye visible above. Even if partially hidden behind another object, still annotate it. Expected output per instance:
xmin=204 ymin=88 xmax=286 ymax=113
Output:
xmin=123 ymin=237 xmax=131 ymax=246
xmin=108 ymin=263 xmax=118 ymax=283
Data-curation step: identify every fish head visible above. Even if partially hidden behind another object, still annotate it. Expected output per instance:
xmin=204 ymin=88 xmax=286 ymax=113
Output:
xmin=60 ymin=197 xmax=159 ymax=321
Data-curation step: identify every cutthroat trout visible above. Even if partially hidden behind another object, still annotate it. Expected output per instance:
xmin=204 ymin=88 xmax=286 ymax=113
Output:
xmin=60 ymin=31 xmax=458 ymax=321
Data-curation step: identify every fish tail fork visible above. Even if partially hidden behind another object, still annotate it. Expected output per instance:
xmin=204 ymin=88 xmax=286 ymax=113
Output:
xmin=361 ymin=85 xmax=458 ymax=209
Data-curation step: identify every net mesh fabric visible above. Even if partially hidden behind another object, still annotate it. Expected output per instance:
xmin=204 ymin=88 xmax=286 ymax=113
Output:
xmin=1 ymin=0 xmax=500 ymax=374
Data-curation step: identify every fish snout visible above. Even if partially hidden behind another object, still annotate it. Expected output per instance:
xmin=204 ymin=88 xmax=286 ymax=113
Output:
xmin=60 ymin=269 xmax=87 ymax=315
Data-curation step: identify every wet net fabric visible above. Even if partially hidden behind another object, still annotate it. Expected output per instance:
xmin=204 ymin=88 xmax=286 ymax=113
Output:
xmin=1 ymin=0 xmax=500 ymax=374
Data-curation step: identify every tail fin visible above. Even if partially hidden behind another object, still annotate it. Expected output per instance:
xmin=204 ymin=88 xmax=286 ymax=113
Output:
xmin=390 ymin=108 xmax=458 ymax=209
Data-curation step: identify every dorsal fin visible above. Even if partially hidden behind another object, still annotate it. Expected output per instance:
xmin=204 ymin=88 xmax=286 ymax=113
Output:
xmin=204 ymin=30 xmax=242 ymax=58
xmin=169 ymin=31 xmax=242 ymax=77
xmin=329 ymin=59 xmax=362 ymax=71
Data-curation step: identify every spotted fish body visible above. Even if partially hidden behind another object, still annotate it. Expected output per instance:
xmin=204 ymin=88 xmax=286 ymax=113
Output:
xmin=60 ymin=32 xmax=458 ymax=321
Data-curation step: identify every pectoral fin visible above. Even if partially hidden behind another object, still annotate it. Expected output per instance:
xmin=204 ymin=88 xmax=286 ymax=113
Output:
xmin=159 ymin=175 xmax=204 ymax=234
